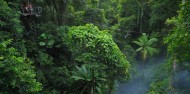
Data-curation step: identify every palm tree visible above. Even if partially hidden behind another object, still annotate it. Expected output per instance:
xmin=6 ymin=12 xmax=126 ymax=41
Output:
xmin=133 ymin=33 xmax=158 ymax=85
xmin=133 ymin=33 xmax=158 ymax=78
xmin=133 ymin=33 xmax=158 ymax=66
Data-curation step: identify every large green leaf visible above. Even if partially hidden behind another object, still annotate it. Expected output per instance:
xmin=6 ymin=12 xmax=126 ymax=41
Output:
xmin=39 ymin=42 xmax=46 ymax=46
xmin=133 ymin=41 xmax=143 ymax=46
xmin=147 ymin=46 xmax=158 ymax=56
xmin=147 ymin=38 xmax=158 ymax=46
xmin=135 ymin=47 xmax=143 ymax=52
xmin=71 ymin=76 xmax=86 ymax=81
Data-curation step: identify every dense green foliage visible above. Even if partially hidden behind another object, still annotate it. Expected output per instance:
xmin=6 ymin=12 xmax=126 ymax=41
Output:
xmin=164 ymin=1 xmax=190 ymax=62
xmin=66 ymin=24 xmax=130 ymax=93
xmin=0 ymin=0 xmax=42 ymax=93
xmin=0 ymin=40 xmax=42 ymax=93
xmin=66 ymin=24 xmax=130 ymax=80
xmin=1 ymin=0 xmax=190 ymax=93
xmin=149 ymin=1 xmax=190 ymax=94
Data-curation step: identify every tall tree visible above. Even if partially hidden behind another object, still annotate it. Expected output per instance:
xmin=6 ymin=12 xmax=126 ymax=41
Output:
xmin=65 ymin=24 xmax=131 ymax=94
xmin=133 ymin=33 xmax=158 ymax=63
xmin=164 ymin=0 xmax=190 ymax=62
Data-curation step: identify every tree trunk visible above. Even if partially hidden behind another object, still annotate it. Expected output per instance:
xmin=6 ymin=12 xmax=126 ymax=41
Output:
xmin=169 ymin=58 xmax=177 ymax=93
xmin=91 ymin=67 xmax=95 ymax=94
xmin=137 ymin=6 xmax=140 ymax=29
xmin=50 ymin=0 xmax=66 ymax=26
xmin=140 ymin=5 xmax=144 ymax=33
xmin=142 ymin=59 xmax=145 ymax=80
xmin=108 ymin=87 xmax=112 ymax=94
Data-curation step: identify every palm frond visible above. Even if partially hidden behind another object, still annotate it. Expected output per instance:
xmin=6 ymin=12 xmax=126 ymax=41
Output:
xmin=135 ymin=47 xmax=143 ymax=52
xmin=82 ymin=65 xmax=87 ymax=75
xmin=72 ymin=65 xmax=92 ymax=81
xmin=146 ymin=46 xmax=159 ymax=56
xmin=147 ymin=38 xmax=158 ymax=46
xmin=140 ymin=33 xmax=148 ymax=44
xmin=71 ymin=76 xmax=85 ymax=81
xmin=133 ymin=41 xmax=143 ymax=46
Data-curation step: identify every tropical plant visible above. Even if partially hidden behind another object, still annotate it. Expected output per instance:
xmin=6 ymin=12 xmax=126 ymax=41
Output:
xmin=71 ymin=65 xmax=105 ymax=94
xmin=133 ymin=33 xmax=158 ymax=62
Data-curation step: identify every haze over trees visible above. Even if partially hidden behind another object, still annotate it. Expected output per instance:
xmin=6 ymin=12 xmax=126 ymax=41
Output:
xmin=0 ymin=0 xmax=190 ymax=94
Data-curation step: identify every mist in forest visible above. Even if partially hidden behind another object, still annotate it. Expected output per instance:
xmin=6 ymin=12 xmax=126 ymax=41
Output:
xmin=114 ymin=57 xmax=190 ymax=94
xmin=114 ymin=57 xmax=165 ymax=94
xmin=172 ymin=67 xmax=190 ymax=94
